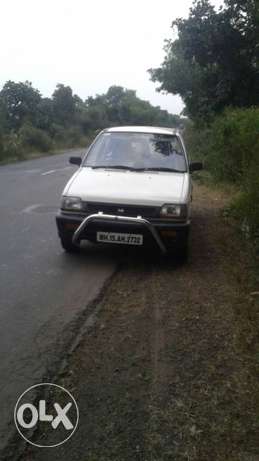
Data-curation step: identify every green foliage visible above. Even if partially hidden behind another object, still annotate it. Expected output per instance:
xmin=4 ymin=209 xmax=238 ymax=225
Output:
xmin=85 ymin=85 xmax=184 ymax=129
xmin=0 ymin=136 xmax=5 ymax=162
xmin=52 ymin=84 xmax=76 ymax=126
xmin=185 ymin=108 xmax=259 ymax=183
xmin=1 ymin=132 xmax=25 ymax=161
xmin=231 ymin=164 xmax=259 ymax=236
xmin=0 ymin=81 xmax=184 ymax=163
xmin=205 ymin=108 xmax=259 ymax=183
xmin=183 ymin=120 xmax=213 ymax=162
xmin=150 ymin=0 xmax=259 ymax=238
xmin=35 ymin=98 xmax=55 ymax=131
xmin=18 ymin=123 xmax=52 ymax=152
xmin=0 ymin=80 xmax=42 ymax=129
xmin=53 ymin=125 xmax=82 ymax=148
xmin=149 ymin=0 xmax=259 ymax=121
xmin=186 ymin=107 xmax=259 ymax=235
xmin=210 ymin=107 xmax=259 ymax=236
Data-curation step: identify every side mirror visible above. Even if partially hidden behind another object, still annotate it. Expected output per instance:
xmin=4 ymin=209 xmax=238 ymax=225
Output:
xmin=189 ymin=161 xmax=203 ymax=173
xmin=69 ymin=156 xmax=82 ymax=166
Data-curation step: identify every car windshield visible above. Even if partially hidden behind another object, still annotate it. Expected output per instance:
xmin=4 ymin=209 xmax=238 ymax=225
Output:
xmin=83 ymin=132 xmax=187 ymax=172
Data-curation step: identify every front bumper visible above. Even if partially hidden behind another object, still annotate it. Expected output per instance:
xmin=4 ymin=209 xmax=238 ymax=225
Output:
xmin=56 ymin=212 xmax=190 ymax=253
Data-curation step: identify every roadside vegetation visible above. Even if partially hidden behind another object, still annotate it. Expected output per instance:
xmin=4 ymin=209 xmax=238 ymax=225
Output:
xmin=0 ymin=82 xmax=184 ymax=163
xmin=150 ymin=0 xmax=259 ymax=240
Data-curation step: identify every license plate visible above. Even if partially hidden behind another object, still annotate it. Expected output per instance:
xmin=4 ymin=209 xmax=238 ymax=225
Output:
xmin=97 ymin=232 xmax=143 ymax=246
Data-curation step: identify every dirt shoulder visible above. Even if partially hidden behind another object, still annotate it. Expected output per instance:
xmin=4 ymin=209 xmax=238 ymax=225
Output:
xmin=22 ymin=182 xmax=259 ymax=461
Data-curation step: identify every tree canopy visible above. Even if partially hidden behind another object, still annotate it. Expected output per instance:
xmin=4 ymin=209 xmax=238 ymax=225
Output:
xmin=0 ymin=81 xmax=185 ymax=160
xmin=0 ymin=80 xmax=41 ymax=129
xmin=149 ymin=0 xmax=259 ymax=121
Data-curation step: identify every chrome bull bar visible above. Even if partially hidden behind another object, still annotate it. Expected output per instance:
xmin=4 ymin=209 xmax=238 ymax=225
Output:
xmin=72 ymin=212 xmax=166 ymax=253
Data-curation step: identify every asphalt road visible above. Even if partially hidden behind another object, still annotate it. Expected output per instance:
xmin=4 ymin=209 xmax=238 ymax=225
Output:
xmin=0 ymin=150 xmax=118 ymax=454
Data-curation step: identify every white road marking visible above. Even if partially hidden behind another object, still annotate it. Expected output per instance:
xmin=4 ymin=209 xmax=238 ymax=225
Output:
xmin=21 ymin=204 xmax=41 ymax=214
xmin=41 ymin=169 xmax=57 ymax=176
xmin=41 ymin=166 xmax=72 ymax=176
xmin=21 ymin=204 xmax=57 ymax=215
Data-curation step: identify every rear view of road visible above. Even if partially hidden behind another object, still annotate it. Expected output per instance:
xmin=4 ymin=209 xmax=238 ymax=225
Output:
xmin=0 ymin=151 xmax=117 ymax=454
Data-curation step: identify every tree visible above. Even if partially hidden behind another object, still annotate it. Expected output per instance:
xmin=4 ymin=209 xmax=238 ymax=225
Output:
xmin=0 ymin=79 xmax=185 ymax=161
xmin=105 ymin=86 xmax=129 ymax=123
xmin=0 ymin=80 xmax=42 ymax=130
xmin=0 ymin=99 xmax=8 ymax=135
xmin=52 ymin=84 xmax=76 ymax=125
xmin=34 ymin=97 xmax=55 ymax=132
xmin=149 ymin=0 xmax=259 ymax=121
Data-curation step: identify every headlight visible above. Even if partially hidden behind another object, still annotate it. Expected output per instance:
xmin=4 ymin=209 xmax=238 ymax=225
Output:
xmin=160 ymin=204 xmax=186 ymax=218
xmin=61 ymin=196 xmax=83 ymax=211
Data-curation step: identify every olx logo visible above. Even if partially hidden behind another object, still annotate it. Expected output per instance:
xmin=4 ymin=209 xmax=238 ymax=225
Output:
xmin=14 ymin=383 xmax=79 ymax=448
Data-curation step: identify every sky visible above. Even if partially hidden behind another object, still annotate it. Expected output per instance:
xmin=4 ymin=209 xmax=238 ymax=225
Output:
xmin=0 ymin=0 xmax=223 ymax=115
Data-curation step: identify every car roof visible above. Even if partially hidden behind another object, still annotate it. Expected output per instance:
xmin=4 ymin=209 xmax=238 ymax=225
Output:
xmin=104 ymin=126 xmax=179 ymax=136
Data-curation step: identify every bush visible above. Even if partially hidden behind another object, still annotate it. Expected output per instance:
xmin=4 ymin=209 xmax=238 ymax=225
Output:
xmin=208 ymin=108 xmax=259 ymax=235
xmin=183 ymin=121 xmax=213 ymax=162
xmin=0 ymin=136 xmax=4 ymax=162
xmin=50 ymin=123 xmax=66 ymax=143
xmin=51 ymin=124 xmax=78 ymax=147
xmin=185 ymin=108 xmax=259 ymax=184
xmin=185 ymin=108 xmax=259 ymax=237
xmin=18 ymin=123 xmax=52 ymax=152
xmin=63 ymin=126 xmax=83 ymax=148
xmin=206 ymin=108 xmax=259 ymax=183
xmin=1 ymin=132 xmax=25 ymax=160
xmin=231 ymin=158 xmax=259 ymax=237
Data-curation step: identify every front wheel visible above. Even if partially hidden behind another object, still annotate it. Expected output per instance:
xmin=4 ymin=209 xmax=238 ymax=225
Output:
xmin=167 ymin=240 xmax=188 ymax=253
xmin=176 ymin=243 xmax=189 ymax=261
xmin=60 ymin=235 xmax=80 ymax=253
xmin=165 ymin=234 xmax=189 ymax=261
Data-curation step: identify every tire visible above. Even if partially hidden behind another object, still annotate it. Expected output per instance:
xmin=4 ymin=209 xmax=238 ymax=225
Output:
xmin=175 ymin=243 xmax=189 ymax=262
xmin=60 ymin=235 xmax=80 ymax=253
xmin=166 ymin=239 xmax=189 ymax=262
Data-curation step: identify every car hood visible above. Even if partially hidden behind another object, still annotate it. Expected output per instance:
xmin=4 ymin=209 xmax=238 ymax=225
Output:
xmin=64 ymin=168 xmax=189 ymax=206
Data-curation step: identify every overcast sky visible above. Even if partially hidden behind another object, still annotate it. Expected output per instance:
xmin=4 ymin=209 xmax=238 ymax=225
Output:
xmin=0 ymin=0 xmax=223 ymax=115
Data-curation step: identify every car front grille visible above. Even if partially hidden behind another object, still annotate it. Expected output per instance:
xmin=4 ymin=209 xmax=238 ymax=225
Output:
xmin=85 ymin=202 xmax=160 ymax=219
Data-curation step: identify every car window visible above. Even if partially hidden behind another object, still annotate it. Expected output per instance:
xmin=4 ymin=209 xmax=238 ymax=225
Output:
xmin=83 ymin=132 xmax=187 ymax=172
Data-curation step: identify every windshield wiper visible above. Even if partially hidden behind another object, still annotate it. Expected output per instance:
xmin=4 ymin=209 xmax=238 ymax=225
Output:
xmin=87 ymin=165 xmax=140 ymax=171
xmin=86 ymin=165 xmax=185 ymax=173
xmin=140 ymin=167 xmax=185 ymax=173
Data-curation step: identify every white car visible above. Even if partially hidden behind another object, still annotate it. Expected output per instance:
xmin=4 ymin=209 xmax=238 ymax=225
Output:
xmin=56 ymin=126 xmax=202 ymax=256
